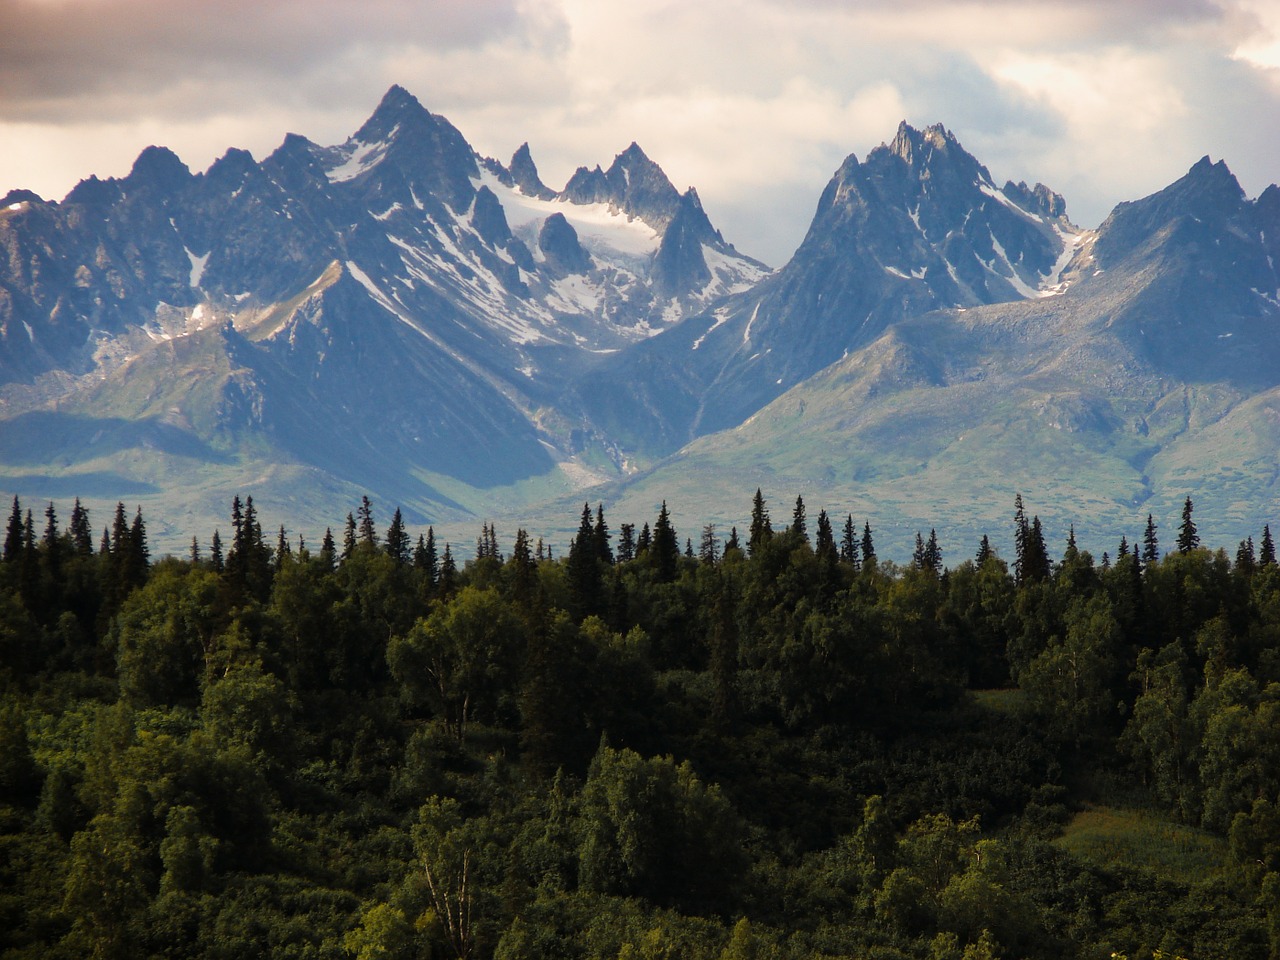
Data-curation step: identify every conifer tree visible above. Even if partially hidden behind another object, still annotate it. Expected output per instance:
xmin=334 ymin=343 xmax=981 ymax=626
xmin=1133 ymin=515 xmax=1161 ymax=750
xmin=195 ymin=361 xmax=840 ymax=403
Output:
xmin=420 ymin=528 xmax=438 ymax=582
xmin=1118 ymin=535 xmax=1129 ymax=558
xmin=357 ymin=496 xmax=377 ymax=546
xmin=618 ymin=523 xmax=636 ymax=563
xmin=385 ymin=508 xmax=410 ymax=565
xmin=652 ymin=502 xmax=679 ymax=582
xmin=438 ymin=543 xmax=457 ymax=596
xmin=275 ymin=525 xmax=291 ymax=569
xmin=699 ymin=524 xmax=720 ymax=564
xmin=1261 ymin=524 xmax=1276 ymax=567
xmin=724 ymin=526 xmax=741 ymax=556
xmin=815 ymin=510 xmax=835 ymax=561
xmin=41 ymin=502 xmax=62 ymax=581
xmin=975 ymin=535 xmax=993 ymax=565
xmin=1237 ymin=537 xmax=1257 ymax=575
xmin=1143 ymin=513 xmax=1160 ymax=566
xmin=69 ymin=498 xmax=93 ymax=556
xmin=319 ymin=528 xmax=335 ymax=569
xmin=748 ymin=489 xmax=772 ymax=555
xmin=593 ymin=504 xmax=613 ymax=565
xmin=342 ymin=513 xmax=356 ymax=562
xmin=210 ymin=530 xmax=224 ymax=572
xmin=4 ymin=496 xmax=23 ymax=563
xmin=840 ymin=514 xmax=858 ymax=565
xmin=924 ymin=528 xmax=941 ymax=574
xmin=791 ymin=496 xmax=808 ymax=542
xmin=1177 ymin=497 xmax=1199 ymax=554
xmin=861 ymin=521 xmax=876 ymax=567
xmin=190 ymin=536 xmax=201 ymax=564
xmin=567 ymin=504 xmax=603 ymax=619
xmin=637 ymin=522 xmax=651 ymax=556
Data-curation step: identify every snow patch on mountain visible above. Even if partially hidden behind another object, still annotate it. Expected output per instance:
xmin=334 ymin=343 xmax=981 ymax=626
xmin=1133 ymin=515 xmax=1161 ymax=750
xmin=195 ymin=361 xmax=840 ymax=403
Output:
xmin=326 ymin=127 xmax=398 ymax=182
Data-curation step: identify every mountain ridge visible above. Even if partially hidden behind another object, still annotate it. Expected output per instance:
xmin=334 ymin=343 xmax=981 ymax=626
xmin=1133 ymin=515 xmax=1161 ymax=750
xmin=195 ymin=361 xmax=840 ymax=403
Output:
xmin=1 ymin=85 xmax=1278 ymax=554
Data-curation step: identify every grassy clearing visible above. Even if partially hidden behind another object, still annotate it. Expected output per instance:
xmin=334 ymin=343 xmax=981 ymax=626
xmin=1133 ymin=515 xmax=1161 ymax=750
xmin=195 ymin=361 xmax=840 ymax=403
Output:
xmin=1055 ymin=805 xmax=1227 ymax=883
xmin=969 ymin=688 xmax=1028 ymax=714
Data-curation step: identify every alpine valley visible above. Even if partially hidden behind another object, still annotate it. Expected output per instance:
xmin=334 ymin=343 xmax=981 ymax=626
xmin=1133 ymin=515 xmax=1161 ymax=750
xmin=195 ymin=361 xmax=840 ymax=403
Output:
xmin=2 ymin=85 xmax=1278 ymax=556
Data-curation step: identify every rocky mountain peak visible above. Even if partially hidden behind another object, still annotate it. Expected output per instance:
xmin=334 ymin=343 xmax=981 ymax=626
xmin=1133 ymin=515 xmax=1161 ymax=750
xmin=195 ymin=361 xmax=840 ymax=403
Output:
xmin=509 ymin=142 xmax=555 ymax=199
xmin=127 ymin=145 xmax=192 ymax=194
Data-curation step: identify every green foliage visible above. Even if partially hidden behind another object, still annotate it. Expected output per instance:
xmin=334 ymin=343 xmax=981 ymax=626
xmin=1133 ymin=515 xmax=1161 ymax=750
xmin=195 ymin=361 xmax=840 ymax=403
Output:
xmin=6 ymin=493 xmax=1280 ymax=960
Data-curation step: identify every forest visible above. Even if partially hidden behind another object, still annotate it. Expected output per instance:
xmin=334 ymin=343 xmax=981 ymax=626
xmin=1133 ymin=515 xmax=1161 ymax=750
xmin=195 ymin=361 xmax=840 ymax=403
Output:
xmin=1 ymin=490 xmax=1279 ymax=960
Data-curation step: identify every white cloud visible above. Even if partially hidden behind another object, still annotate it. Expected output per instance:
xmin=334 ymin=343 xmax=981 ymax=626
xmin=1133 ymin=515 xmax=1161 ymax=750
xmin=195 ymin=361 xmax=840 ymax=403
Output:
xmin=0 ymin=0 xmax=1277 ymax=265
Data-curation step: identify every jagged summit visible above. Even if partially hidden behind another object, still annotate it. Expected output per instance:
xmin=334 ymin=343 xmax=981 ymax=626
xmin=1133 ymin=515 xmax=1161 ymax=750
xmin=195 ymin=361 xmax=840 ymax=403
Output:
xmin=509 ymin=142 xmax=555 ymax=200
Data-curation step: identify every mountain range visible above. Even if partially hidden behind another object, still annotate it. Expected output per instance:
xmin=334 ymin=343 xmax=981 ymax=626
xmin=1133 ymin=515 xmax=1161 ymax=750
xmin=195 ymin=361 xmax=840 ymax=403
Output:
xmin=1 ymin=85 xmax=1277 ymax=557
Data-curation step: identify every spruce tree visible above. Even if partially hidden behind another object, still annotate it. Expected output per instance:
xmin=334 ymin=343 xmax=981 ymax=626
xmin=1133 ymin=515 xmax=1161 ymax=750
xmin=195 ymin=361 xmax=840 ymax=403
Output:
xmin=1261 ymin=525 xmax=1276 ymax=567
xmin=618 ymin=523 xmax=636 ymax=563
xmin=748 ymin=489 xmax=772 ymax=555
xmin=651 ymin=501 xmax=679 ymax=582
xmin=341 ymin=513 xmax=357 ymax=562
xmin=724 ymin=526 xmax=741 ymax=556
xmin=1237 ymin=537 xmax=1257 ymax=575
xmin=975 ymin=535 xmax=993 ymax=566
xmin=791 ymin=495 xmax=808 ymax=542
xmin=840 ymin=514 xmax=858 ymax=565
xmin=1143 ymin=514 xmax=1160 ymax=566
xmin=1177 ymin=497 xmax=1199 ymax=554
xmin=210 ymin=530 xmax=224 ymax=572
xmin=699 ymin=524 xmax=720 ymax=564
xmin=924 ymin=528 xmax=941 ymax=574
xmin=815 ymin=510 xmax=835 ymax=560
xmin=4 ymin=496 xmax=23 ymax=563
xmin=567 ymin=504 xmax=603 ymax=619
xmin=69 ymin=498 xmax=93 ymax=556
xmin=385 ymin=508 xmax=410 ymax=565
xmin=190 ymin=536 xmax=201 ymax=564
xmin=861 ymin=521 xmax=876 ymax=567
xmin=593 ymin=504 xmax=613 ymax=564
xmin=319 ymin=528 xmax=335 ymax=568
xmin=357 ymin=496 xmax=377 ymax=546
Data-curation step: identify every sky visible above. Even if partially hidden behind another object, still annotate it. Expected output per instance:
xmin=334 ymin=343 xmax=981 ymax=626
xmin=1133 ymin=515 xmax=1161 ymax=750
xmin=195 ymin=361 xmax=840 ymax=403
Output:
xmin=1 ymin=0 xmax=1278 ymax=267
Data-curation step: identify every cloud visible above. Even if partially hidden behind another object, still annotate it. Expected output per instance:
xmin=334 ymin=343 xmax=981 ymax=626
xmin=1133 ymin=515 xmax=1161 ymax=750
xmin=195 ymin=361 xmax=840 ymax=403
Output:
xmin=0 ymin=0 xmax=1276 ymax=265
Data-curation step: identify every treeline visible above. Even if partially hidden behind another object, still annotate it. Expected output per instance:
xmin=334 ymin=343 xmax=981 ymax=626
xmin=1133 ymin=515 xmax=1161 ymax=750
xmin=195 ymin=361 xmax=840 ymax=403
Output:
xmin=1 ymin=490 xmax=1279 ymax=960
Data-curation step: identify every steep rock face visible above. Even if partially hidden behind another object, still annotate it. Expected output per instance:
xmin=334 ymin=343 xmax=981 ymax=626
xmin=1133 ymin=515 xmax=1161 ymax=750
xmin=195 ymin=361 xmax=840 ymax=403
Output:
xmin=0 ymin=85 xmax=766 ymax=530
xmin=619 ymin=153 xmax=1280 ymax=557
xmin=571 ymin=122 xmax=1081 ymax=453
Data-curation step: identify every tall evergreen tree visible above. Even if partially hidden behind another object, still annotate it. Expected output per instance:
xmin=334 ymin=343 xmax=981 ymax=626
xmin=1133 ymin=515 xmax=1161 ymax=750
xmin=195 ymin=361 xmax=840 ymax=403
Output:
xmin=1143 ymin=513 xmax=1160 ymax=566
xmin=341 ymin=513 xmax=357 ymax=562
xmin=319 ymin=528 xmax=335 ymax=569
xmin=617 ymin=524 xmax=636 ymax=563
xmin=69 ymin=498 xmax=93 ymax=556
xmin=748 ymin=489 xmax=772 ymax=555
xmin=385 ymin=508 xmax=410 ymax=565
xmin=975 ymin=535 xmax=993 ymax=566
xmin=924 ymin=528 xmax=942 ymax=574
xmin=651 ymin=502 xmax=679 ymax=582
xmin=861 ymin=521 xmax=876 ymax=567
xmin=567 ymin=504 xmax=603 ymax=619
xmin=438 ymin=544 xmax=458 ymax=596
xmin=4 ymin=496 xmax=23 ymax=563
xmin=815 ymin=510 xmax=835 ymax=561
xmin=593 ymin=504 xmax=613 ymax=565
xmin=275 ymin=525 xmax=291 ymax=570
xmin=636 ymin=522 xmax=652 ymax=556
xmin=357 ymin=496 xmax=377 ymax=546
xmin=210 ymin=530 xmax=224 ymax=573
xmin=1237 ymin=537 xmax=1257 ymax=575
xmin=699 ymin=524 xmax=720 ymax=564
xmin=724 ymin=526 xmax=741 ymax=556
xmin=190 ymin=536 xmax=201 ymax=564
xmin=840 ymin=514 xmax=858 ymax=565
xmin=1177 ymin=497 xmax=1199 ymax=554
xmin=791 ymin=495 xmax=808 ymax=542
xmin=1261 ymin=525 xmax=1276 ymax=567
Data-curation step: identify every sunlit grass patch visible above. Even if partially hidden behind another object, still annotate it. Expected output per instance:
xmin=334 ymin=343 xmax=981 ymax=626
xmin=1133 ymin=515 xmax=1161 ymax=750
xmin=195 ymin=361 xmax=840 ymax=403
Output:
xmin=1056 ymin=805 xmax=1227 ymax=882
